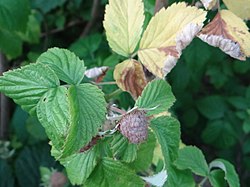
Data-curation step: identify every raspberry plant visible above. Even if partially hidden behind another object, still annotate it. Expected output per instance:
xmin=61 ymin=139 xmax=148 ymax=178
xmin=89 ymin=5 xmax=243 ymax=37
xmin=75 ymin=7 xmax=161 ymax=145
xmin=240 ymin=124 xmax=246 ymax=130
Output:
xmin=1 ymin=0 xmax=248 ymax=186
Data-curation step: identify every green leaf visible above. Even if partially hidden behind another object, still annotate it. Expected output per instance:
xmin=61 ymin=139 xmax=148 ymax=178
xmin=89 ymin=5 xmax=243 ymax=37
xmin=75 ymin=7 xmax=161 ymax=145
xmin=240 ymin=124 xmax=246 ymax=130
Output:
xmin=62 ymin=84 xmax=106 ymax=157
xmin=60 ymin=149 xmax=98 ymax=185
xmin=31 ymin=0 xmax=66 ymax=13
xmin=111 ymin=133 xmax=137 ymax=163
xmin=103 ymin=0 xmax=145 ymax=57
xmin=150 ymin=116 xmax=180 ymax=169
xmin=0 ymin=28 xmax=22 ymax=58
xmin=18 ymin=13 xmax=41 ymax=44
xmin=202 ymin=120 xmax=237 ymax=148
xmin=0 ymin=159 xmax=14 ymax=187
xmin=0 ymin=0 xmax=30 ymax=32
xmin=209 ymin=159 xmax=240 ymax=187
xmin=174 ymin=146 xmax=209 ymax=177
xmin=129 ymin=131 xmax=156 ymax=172
xmin=196 ymin=95 xmax=227 ymax=120
xmin=37 ymin=48 xmax=86 ymax=85
xmin=166 ymin=167 xmax=196 ymax=187
xmin=37 ymin=86 xmax=69 ymax=150
xmin=26 ymin=116 xmax=47 ymax=141
xmin=136 ymin=79 xmax=175 ymax=115
xmin=15 ymin=144 xmax=55 ymax=187
xmin=243 ymin=119 xmax=250 ymax=134
xmin=69 ymin=33 xmax=102 ymax=58
xmin=0 ymin=63 xmax=59 ymax=114
xmin=208 ymin=169 xmax=227 ymax=187
xmin=85 ymin=157 xmax=144 ymax=187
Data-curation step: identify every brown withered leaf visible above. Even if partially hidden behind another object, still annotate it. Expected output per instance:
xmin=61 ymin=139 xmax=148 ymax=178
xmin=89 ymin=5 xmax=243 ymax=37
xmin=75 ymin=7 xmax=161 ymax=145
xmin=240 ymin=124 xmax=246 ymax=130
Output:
xmin=198 ymin=10 xmax=250 ymax=60
xmin=84 ymin=66 xmax=109 ymax=83
xmin=114 ymin=59 xmax=148 ymax=99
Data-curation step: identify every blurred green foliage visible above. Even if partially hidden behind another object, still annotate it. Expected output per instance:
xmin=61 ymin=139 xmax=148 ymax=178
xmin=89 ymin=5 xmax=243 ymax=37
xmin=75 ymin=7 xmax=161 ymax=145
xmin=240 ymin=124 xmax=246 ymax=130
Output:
xmin=0 ymin=0 xmax=249 ymax=186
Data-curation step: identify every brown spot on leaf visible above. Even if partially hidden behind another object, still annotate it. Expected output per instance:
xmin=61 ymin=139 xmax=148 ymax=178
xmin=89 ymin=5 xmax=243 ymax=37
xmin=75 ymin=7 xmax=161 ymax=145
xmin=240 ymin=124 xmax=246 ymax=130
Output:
xmin=158 ymin=46 xmax=179 ymax=57
xmin=200 ymin=13 xmax=234 ymax=40
xmin=114 ymin=60 xmax=148 ymax=99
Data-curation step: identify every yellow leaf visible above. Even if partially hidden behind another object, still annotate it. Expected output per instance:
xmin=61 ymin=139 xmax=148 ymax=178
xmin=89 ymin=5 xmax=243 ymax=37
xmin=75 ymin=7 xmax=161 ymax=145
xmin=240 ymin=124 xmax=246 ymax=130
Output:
xmin=138 ymin=3 xmax=206 ymax=78
xmin=114 ymin=59 xmax=147 ymax=99
xmin=103 ymin=0 xmax=145 ymax=57
xmin=200 ymin=0 xmax=217 ymax=10
xmin=222 ymin=0 xmax=250 ymax=20
xmin=198 ymin=10 xmax=250 ymax=60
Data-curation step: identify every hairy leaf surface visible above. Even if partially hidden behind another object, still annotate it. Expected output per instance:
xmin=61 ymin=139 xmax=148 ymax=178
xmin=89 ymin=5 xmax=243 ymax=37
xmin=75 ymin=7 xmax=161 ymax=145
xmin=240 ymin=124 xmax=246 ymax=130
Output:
xmin=37 ymin=48 xmax=86 ymax=85
xmin=0 ymin=63 xmax=59 ymax=114
xmin=136 ymin=79 xmax=175 ymax=115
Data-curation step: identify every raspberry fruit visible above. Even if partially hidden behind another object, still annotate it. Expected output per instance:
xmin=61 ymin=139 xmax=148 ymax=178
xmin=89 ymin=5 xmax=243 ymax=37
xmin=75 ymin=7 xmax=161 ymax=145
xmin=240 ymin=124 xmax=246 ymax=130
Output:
xmin=119 ymin=109 xmax=148 ymax=144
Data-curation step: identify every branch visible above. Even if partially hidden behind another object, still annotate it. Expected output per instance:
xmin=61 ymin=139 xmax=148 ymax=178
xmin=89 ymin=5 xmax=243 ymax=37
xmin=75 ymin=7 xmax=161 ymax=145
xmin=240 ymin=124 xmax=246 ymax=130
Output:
xmin=154 ymin=0 xmax=168 ymax=14
xmin=80 ymin=0 xmax=100 ymax=37
xmin=0 ymin=53 xmax=11 ymax=140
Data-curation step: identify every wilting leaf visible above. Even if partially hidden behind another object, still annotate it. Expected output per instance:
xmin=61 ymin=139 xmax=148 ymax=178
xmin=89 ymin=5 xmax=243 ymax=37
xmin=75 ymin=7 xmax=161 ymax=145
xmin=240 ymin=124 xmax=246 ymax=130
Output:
xmin=85 ymin=66 xmax=109 ymax=79
xmin=85 ymin=66 xmax=109 ymax=83
xmin=114 ymin=59 xmax=147 ymax=99
xmin=200 ymin=0 xmax=217 ymax=10
xmin=198 ymin=10 xmax=250 ymax=60
xmin=222 ymin=0 xmax=250 ymax=20
xmin=209 ymin=159 xmax=240 ymax=187
xmin=103 ymin=0 xmax=145 ymax=57
xmin=138 ymin=2 xmax=206 ymax=78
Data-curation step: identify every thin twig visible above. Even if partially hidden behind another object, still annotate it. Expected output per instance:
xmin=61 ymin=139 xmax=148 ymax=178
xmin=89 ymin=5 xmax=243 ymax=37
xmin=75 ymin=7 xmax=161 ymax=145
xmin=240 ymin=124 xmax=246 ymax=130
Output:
xmin=110 ymin=105 xmax=126 ymax=115
xmin=105 ymin=89 xmax=123 ymax=100
xmin=80 ymin=0 xmax=100 ymax=37
xmin=91 ymin=81 xmax=116 ymax=86
xmin=0 ymin=53 xmax=10 ymax=140
xmin=41 ymin=20 xmax=83 ymax=38
xmin=154 ymin=0 xmax=167 ymax=14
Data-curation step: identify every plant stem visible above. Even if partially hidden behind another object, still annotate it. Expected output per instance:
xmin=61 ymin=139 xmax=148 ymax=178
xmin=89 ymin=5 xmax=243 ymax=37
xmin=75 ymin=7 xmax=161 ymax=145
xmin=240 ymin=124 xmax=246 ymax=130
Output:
xmin=91 ymin=81 xmax=116 ymax=86
xmin=199 ymin=177 xmax=208 ymax=186
xmin=0 ymin=53 xmax=11 ymax=140
xmin=154 ymin=0 xmax=167 ymax=14
xmin=105 ymin=89 xmax=123 ymax=100
xmin=80 ymin=0 xmax=100 ymax=37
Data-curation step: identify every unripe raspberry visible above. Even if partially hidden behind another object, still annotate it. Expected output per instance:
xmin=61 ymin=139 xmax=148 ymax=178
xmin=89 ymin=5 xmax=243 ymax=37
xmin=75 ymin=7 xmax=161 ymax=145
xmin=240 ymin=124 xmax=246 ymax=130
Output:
xmin=119 ymin=109 xmax=148 ymax=144
xmin=50 ymin=171 xmax=67 ymax=187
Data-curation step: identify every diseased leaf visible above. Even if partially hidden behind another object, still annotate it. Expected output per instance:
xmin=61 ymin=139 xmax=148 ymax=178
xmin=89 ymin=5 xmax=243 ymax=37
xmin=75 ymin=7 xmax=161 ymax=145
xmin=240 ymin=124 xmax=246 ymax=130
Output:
xmin=174 ymin=146 xmax=209 ymax=177
xmin=85 ymin=66 xmax=109 ymax=79
xmin=103 ymin=0 xmax=145 ymax=57
xmin=222 ymin=0 xmax=250 ymax=20
xmin=138 ymin=2 xmax=206 ymax=78
xmin=85 ymin=157 xmax=144 ymax=187
xmin=0 ymin=63 xmax=59 ymax=115
xmin=209 ymin=159 xmax=240 ymax=187
xmin=37 ymin=87 xmax=69 ymax=150
xmin=114 ymin=59 xmax=147 ymax=99
xmin=62 ymin=84 xmax=106 ymax=157
xmin=150 ymin=116 xmax=180 ymax=170
xmin=200 ymin=0 xmax=217 ymax=10
xmin=198 ymin=10 xmax=250 ymax=60
xmin=136 ymin=79 xmax=175 ymax=115
xmin=141 ymin=170 xmax=167 ymax=187
xmin=37 ymin=48 xmax=86 ymax=85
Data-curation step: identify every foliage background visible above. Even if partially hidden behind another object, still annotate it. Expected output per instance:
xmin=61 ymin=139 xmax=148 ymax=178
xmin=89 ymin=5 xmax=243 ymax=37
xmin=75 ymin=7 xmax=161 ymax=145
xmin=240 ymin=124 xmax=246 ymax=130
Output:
xmin=0 ymin=0 xmax=250 ymax=186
